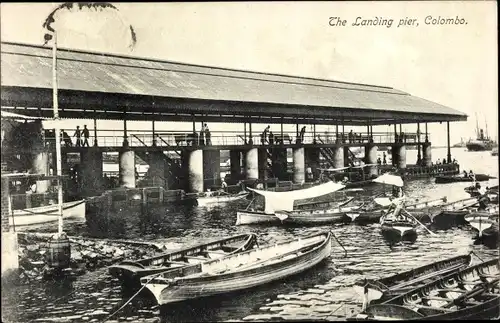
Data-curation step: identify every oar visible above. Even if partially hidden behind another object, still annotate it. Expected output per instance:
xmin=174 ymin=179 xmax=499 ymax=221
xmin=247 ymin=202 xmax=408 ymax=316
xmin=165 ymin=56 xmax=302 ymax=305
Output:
xmin=402 ymin=209 xmax=436 ymax=235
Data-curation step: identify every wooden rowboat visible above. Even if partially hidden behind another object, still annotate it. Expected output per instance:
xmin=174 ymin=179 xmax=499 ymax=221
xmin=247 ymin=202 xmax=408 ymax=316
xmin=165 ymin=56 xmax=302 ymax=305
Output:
xmin=108 ymin=233 xmax=257 ymax=287
xmin=351 ymin=258 xmax=500 ymax=321
xmin=379 ymin=204 xmax=418 ymax=245
xmin=353 ymin=253 xmax=472 ymax=308
xmin=435 ymin=174 xmax=495 ymax=184
xmin=141 ymin=231 xmax=332 ymax=305
xmin=8 ymin=199 xmax=86 ymax=227
xmin=196 ymin=191 xmax=249 ymax=207
xmin=344 ymin=197 xmax=446 ymax=224
xmin=275 ymin=205 xmax=361 ymax=225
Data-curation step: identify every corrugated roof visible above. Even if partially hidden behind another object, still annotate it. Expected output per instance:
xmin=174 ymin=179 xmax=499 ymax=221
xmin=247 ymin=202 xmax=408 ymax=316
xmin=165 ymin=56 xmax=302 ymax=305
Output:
xmin=1 ymin=42 xmax=466 ymax=121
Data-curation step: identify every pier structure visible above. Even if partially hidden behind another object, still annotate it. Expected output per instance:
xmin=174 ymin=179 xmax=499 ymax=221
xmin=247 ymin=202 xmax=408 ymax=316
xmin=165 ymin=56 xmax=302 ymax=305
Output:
xmin=1 ymin=42 xmax=466 ymax=200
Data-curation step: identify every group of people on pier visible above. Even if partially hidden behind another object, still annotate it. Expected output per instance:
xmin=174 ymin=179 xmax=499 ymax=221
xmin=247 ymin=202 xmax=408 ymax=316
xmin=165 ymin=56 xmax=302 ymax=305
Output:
xmin=259 ymin=125 xmax=307 ymax=145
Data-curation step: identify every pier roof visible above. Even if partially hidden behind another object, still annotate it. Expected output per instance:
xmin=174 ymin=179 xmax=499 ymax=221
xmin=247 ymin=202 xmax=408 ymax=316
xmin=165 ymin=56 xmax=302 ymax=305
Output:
xmin=1 ymin=41 xmax=467 ymax=125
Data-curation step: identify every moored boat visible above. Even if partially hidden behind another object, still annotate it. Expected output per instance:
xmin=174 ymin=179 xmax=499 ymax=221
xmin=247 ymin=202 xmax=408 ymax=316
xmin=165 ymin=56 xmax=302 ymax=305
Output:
xmin=351 ymin=258 xmax=500 ymax=320
xmin=8 ymin=199 xmax=86 ymax=227
xmin=435 ymin=174 xmax=495 ymax=184
xmin=379 ymin=202 xmax=418 ymax=245
xmin=108 ymin=233 xmax=257 ymax=288
xmin=236 ymin=181 xmax=346 ymax=225
xmin=353 ymin=253 xmax=472 ymax=308
xmin=345 ymin=197 xmax=446 ymax=224
xmin=428 ymin=197 xmax=480 ymax=228
xmin=141 ymin=231 xmax=333 ymax=305
xmin=275 ymin=204 xmax=361 ymax=225
xmin=196 ymin=191 xmax=248 ymax=207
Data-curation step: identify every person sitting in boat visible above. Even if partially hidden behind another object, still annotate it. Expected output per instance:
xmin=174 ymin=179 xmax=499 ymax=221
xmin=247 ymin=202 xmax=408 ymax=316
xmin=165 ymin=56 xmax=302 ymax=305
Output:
xmin=463 ymin=170 xmax=469 ymax=178
xmin=221 ymin=179 xmax=228 ymax=192
xmin=205 ymin=189 xmax=213 ymax=197
xmin=476 ymin=184 xmax=488 ymax=210
xmin=468 ymin=170 xmax=475 ymax=180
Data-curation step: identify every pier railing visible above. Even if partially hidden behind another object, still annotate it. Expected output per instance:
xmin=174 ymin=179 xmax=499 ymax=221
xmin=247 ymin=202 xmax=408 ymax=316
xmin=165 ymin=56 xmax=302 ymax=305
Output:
xmin=46 ymin=129 xmax=429 ymax=148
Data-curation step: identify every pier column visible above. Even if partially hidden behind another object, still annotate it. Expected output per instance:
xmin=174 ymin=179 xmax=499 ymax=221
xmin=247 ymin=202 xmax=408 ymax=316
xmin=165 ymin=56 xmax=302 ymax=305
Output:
xmin=1 ymin=176 xmax=19 ymax=279
xmin=271 ymin=148 xmax=287 ymax=180
xmin=80 ymin=148 xmax=104 ymax=196
xmin=229 ymin=150 xmax=242 ymax=180
xmin=422 ymin=142 xmax=432 ymax=167
xmin=293 ymin=147 xmax=305 ymax=184
xmin=343 ymin=146 xmax=350 ymax=167
xmin=305 ymin=147 xmax=320 ymax=181
xmin=392 ymin=144 xmax=407 ymax=169
xmin=183 ymin=149 xmax=203 ymax=193
xmin=446 ymin=121 xmax=452 ymax=163
xmin=119 ymin=148 xmax=136 ymax=188
xmin=203 ymin=150 xmax=220 ymax=189
xmin=332 ymin=145 xmax=345 ymax=169
xmin=147 ymin=152 xmax=168 ymax=188
xmin=244 ymin=148 xmax=259 ymax=180
xmin=258 ymin=148 xmax=269 ymax=182
xmin=364 ymin=143 xmax=378 ymax=178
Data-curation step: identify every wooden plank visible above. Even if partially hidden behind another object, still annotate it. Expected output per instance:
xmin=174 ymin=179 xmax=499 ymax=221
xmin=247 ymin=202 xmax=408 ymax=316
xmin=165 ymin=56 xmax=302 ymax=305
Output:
xmin=184 ymin=256 xmax=209 ymax=261
xmin=411 ymin=305 xmax=454 ymax=312
xmin=422 ymin=296 xmax=455 ymax=302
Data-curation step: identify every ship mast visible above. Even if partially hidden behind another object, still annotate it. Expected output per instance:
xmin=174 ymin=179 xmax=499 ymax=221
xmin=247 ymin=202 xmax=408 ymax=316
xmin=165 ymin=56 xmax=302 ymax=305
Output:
xmin=475 ymin=112 xmax=480 ymax=138
xmin=485 ymin=117 xmax=489 ymax=139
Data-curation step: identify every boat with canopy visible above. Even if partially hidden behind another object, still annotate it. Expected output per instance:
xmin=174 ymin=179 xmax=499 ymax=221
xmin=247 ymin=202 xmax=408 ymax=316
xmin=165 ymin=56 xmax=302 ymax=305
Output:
xmin=235 ymin=181 xmax=348 ymax=225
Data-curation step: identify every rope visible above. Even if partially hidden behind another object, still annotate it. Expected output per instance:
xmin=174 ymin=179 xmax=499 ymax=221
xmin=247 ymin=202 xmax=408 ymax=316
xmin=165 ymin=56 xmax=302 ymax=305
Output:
xmin=101 ymin=271 xmax=164 ymax=322
xmin=330 ymin=231 xmax=347 ymax=258
xmin=471 ymin=250 xmax=485 ymax=263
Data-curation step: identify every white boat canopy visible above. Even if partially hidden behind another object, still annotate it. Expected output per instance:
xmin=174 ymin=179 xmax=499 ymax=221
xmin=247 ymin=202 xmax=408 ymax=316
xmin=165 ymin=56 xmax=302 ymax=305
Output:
xmin=247 ymin=181 xmax=345 ymax=213
xmin=372 ymin=173 xmax=404 ymax=187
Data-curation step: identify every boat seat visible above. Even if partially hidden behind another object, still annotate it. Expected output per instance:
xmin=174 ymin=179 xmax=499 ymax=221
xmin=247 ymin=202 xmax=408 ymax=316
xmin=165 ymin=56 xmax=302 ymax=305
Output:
xmin=479 ymin=273 xmax=499 ymax=279
xmin=412 ymin=305 xmax=454 ymax=312
xmin=184 ymin=255 xmax=209 ymax=261
xmin=204 ymin=250 xmax=227 ymax=256
xmin=422 ymin=296 xmax=455 ymax=302
xmin=437 ymin=288 xmax=466 ymax=294
xmin=165 ymin=260 xmax=188 ymax=266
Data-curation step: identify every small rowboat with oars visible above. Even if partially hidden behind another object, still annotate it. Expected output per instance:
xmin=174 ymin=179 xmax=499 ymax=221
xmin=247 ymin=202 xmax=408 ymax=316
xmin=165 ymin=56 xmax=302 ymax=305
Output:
xmin=141 ymin=231 xmax=334 ymax=305
xmin=350 ymin=257 xmax=500 ymax=321
xmin=353 ymin=253 xmax=472 ymax=307
xmin=108 ymin=233 xmax=257 ymax=288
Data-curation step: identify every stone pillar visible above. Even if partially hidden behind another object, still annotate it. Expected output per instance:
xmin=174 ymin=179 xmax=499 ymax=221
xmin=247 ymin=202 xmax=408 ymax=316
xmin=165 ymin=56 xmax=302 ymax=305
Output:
xmin=343 ymin=146 xmax=352 ymax=167
xmin=244 ymin=148 xmax=259 ymax=180
xmin=293 ymin=147 xmax=305 ymax=184
xmin=1 ymin=176 xmax=19 ymax=278
xmin=258 ymin=148 xmax=269 ymax=182
xmin=119 ymin=148 xmax=136 ymax=188
xmin=332 ymin=145 xmax=344 ymax=169
xmin=393 ymin=144 xmax=406 ymax=169
xmin=422 ymin=142 xmax=432 ymax=167
xmin=203 ymin=150 xmax=220 ymax=189
xmin=229 ymin=150 xmax=241 ymax=180
xmin=305 ymin=147 xmax=320 ymax=181
xmin=183 ymin=149 xmax=203 ymax=193
xmin=364 ymin=143 xmax=378 ymax=178
xmin=148 ymin=152 xmax=168 ymax=188
xmin=80 ymin=148 xmax=104 ymax=196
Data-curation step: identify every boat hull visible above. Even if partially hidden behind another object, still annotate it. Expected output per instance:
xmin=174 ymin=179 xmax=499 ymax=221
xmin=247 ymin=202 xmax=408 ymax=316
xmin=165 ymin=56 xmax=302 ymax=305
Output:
xmin=435 ymin=174 xmax=493 ymax=184
xmin=235 ymin=210 xmax=280 ymax=225
xmin=380 ymin=223 xmax=417 ymax=244
xmin=144 ymin=232 xmax=332 ymax=305
xmin=9 ymin=200 xmax=86 ymax=227
xmin=108 ymin=233 xmax=257 ymax=287
xmin=196 ymin=192 xmax=248 ymax=207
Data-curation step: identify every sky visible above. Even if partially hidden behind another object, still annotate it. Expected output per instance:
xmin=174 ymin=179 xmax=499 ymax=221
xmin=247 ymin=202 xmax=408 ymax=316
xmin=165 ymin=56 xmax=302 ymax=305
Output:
xmin=0 ymin=1 xmax=498 ymax=146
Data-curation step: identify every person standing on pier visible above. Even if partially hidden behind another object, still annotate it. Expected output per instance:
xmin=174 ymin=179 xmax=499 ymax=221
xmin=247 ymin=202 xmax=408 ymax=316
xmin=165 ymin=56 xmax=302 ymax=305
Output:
xmin=299 ymin=126 xmax=306 ymax=143
xmin=204 ymin=124 xmax=212 ymax=145
xmin=199 ymin=124 xmax=206 ymax=146
xmin=73 ymin=126 xmax=82 ymax=147
xmin=82 ymin=125 xmax=90 ymax=147
xmin=383 ymin=152 xmax=387 ymax=165
xmin=262 ymin=125 xmax=270 ymax=144
xmin=269 ymin=131 xmax=274 ymax=145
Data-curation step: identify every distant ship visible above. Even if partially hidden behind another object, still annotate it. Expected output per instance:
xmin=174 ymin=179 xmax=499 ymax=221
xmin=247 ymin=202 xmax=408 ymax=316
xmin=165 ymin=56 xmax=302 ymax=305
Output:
xmin=452 ymin=137 xmax=466 ymax=148
xmin=466 ymin=115 xmax=496 ymax=151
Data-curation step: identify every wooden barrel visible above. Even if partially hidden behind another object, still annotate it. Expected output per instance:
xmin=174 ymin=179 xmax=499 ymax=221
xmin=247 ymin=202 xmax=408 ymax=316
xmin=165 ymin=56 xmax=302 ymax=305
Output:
xmin=47 ymin=236 xmax=71 ymax=269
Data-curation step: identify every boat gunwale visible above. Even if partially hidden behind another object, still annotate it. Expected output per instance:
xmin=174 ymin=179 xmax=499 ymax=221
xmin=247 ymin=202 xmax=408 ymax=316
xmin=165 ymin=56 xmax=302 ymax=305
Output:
xmin=145 ymin=231 xmax=332 ymax=284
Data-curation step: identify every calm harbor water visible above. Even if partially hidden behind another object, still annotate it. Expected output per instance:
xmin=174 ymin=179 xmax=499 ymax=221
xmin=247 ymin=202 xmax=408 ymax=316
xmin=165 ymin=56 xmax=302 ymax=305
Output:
xmin=2 ymin=148 xmax=499 ymax=322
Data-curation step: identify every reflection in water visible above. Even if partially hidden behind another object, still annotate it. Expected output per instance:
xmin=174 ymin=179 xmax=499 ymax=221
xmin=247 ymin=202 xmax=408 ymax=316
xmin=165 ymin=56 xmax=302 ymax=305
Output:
xmin=2 ymin=148 xmax=498 ymax=322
